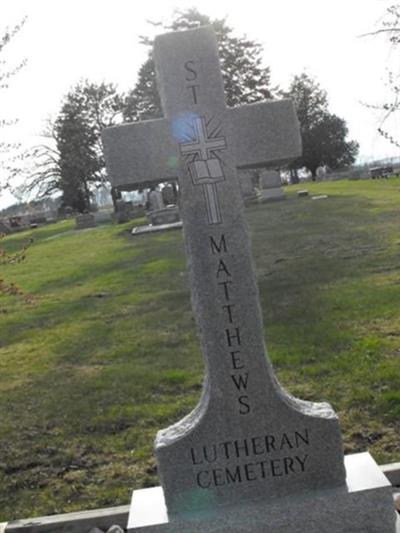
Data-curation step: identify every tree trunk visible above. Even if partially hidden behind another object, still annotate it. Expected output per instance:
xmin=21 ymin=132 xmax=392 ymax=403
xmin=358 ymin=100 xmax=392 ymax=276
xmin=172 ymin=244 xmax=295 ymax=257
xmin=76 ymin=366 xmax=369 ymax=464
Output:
xmin=311 ymin=168 xmax=317 ymax=181
xmin=290 ymin=168 xmax=299 ymax=184
xmin=111 ymin=186 xmax=121 ymax=212
xmin=83 ymin=179 xmax=91 ymax=212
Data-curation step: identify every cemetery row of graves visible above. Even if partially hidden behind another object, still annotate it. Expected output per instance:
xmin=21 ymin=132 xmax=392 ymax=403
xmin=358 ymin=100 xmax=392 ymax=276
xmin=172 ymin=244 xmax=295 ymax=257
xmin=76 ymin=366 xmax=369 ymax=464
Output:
xmin=0 ymin=179 xmax=399 ymax=521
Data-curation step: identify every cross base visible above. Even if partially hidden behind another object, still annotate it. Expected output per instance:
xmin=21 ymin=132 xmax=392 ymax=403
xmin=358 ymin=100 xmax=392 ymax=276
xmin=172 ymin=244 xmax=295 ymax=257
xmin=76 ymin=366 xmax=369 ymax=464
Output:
xmin=127 ymin=453 xmax=397 ymax=533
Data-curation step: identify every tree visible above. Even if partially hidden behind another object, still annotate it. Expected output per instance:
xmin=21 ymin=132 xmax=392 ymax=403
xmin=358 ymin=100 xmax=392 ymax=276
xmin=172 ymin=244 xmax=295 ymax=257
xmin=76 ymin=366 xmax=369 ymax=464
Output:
xmin=363 ymin=4 xmax=400 ymax=147
xmin=124 ymin=9 xmax=274 ymax=122
xmin=55 ymin=97 xmax=101 ymax=212
xmin=285 ymin=73 xmax=359 ymax=179
xmin=25 ymin=81 xmax=124 ymax=211
xmin=0 ymin=17 xmax=27 ymax=192
xmin=0 ymin=17 xmax=32 ymax=302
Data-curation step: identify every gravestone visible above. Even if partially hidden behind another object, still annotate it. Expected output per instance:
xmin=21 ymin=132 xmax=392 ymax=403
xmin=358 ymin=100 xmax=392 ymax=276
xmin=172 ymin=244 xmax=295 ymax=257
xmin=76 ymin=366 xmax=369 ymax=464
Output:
xmin=102 ymin=26 xmax=396 ymax=533
xmin=146 ymin=188 xmax=181 ymax=227
xmin=258 ymin=169 xmax=285 ymax=202
xmin=148 ymin=189 xmax=164 ymax=211
xmin=298 ymin=189 xmax=309 ymax=197
xmin=75 ymin=213 xmax=97 ymax=230
xmin=115 ymin=200 xmax=134 ymax=223
xmin=161 ymin=183 xmax=177 ymax=205
xmin=238 ymin=171 xmax=257 ymax=205
xmin=147 ymin=206 xmax=180 ymax=226
xmin=316 ymin=165 xmax=327 ymax=180
xmin=0 ymin=220 xmax=10 ymax=234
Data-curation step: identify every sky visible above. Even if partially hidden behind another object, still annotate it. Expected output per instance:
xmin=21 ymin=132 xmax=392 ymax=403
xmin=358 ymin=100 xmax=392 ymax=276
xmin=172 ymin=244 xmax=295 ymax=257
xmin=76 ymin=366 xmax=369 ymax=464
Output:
xmin=0 ymin=0 xmax=398 ymax=208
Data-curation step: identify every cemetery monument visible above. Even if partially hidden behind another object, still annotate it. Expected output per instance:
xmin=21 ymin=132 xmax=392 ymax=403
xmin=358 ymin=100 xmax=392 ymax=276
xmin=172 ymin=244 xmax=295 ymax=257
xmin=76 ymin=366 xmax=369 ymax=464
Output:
xmin=146 ymin=186 xmax=181 ymax=227
xmin=258 ymin=169 xmax=285 ymax=202
xmin=114 ymin=200 xmax=134 ymax=223
xmin=103 ymin=26 xmax=397 ymax=532
xmin=75 ymin=213 xmax=97 ymax=230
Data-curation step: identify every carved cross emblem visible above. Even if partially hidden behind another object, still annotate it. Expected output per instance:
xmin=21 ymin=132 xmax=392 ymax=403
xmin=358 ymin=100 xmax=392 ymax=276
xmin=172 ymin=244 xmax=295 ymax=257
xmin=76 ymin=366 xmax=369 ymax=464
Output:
xmin=179 ymin=116 xmax=227 ymax=224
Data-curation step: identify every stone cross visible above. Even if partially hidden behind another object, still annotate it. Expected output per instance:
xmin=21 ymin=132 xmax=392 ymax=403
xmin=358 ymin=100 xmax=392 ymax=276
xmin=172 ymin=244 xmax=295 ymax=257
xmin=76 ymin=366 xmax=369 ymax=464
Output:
xmin=102 ymin=26 xmax=346 ymax=518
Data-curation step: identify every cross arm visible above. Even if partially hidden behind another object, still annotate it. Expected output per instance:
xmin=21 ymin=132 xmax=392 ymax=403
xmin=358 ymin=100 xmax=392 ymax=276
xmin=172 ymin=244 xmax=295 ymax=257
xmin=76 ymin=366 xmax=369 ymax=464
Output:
xmin=102 ymin=99 xmax=302 ymax=189
xmin=230 ymin=99 xmax=302 ymax=169
xmin=101 ymin=118 xmax=177 ymax=188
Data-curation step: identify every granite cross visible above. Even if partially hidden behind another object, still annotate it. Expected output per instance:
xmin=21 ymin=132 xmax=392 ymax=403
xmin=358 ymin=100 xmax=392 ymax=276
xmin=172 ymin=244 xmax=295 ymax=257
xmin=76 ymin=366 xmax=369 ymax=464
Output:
xmin=102 ymin=26 xmax=346 ymax=519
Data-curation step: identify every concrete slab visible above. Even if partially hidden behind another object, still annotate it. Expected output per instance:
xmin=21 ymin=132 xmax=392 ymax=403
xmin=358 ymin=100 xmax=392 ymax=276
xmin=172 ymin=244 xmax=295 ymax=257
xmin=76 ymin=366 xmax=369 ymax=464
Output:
xmin=131 ymin=222 xmax=183 ymax=235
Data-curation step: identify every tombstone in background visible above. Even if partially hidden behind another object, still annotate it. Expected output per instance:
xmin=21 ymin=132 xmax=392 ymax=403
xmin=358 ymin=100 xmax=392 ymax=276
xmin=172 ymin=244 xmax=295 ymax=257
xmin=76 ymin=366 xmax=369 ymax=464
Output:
xmin=161 ymin=183 xmax=178 ymax=206
xmin=258 ymin=169 xmax=285 ymax=202
xmin=148 ymin=188 xmax=164 ymax=211
xmin=238 ymin=171 xmax=257 ymax=205
xmin=115 ymin=200 xmax=134 ymax=224
xmin=146 ymin=186 xmax=181 ymax=227
xmin=298 ymin=189 xmax=309 ymax=197
xmin=316 ymin=165 xmax=327 ymax=180
xmin=29 ymin=215 xmax=47 ymax=225
xmin=75 ymin=213 xmax=97 ymax=230
xmin=147 ymin=207 xmax=181 ymax=226
xmin=103 ymin=26 xmax=397 ymax=533
xmin=0 ymin=220 xmax=11 ymax=234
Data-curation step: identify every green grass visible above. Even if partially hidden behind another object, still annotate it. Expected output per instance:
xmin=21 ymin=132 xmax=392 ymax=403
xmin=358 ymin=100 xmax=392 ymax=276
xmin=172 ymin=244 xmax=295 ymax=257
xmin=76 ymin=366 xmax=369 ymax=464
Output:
xmin=0 ymin=178 xmax=400 ymax=520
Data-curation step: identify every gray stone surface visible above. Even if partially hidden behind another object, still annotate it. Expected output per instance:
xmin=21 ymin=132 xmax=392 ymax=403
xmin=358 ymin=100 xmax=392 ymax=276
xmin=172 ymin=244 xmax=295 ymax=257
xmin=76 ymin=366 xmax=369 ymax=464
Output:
xmin=4 ymin=505 xmax=128 ymax=532
xmin=152 ymin=24 xmax=345 ymax=513
xmin=132 ymin=221 xmax=183 ymax=235
xmin=103 ymin=25 xmax=343 ymax=516
xmin=161 ymin=183 xmax=178 ymax=205
xmin=102 ymin=25 xmax=396 ymax=532
xmin=75 ymin=213 xmax=97 ymax=230
xmin=1 ymin=462 xmax=398 ymax=531
xmin=259 ymin=170 xmax=282 ymax=190
xmin=115 ymin=200 xmax=134 ymax=223
xmin=298 ymin=189 xmax=309 ymax=197
xmin=0 ymin=221 xmax=10 ymax=234
xmin=382 ymin=462 xmax=400 ymax=486
xmin=395 ymin=492 xmax=400 ymax=512
xmin=316 ymin=165 xmax=327 ymax=180
xmin=128 ymin=453 xmax=396 ymax=532
xmin=258 ymin=188 xmax=285 ymax=202
xmin=102 ymin=105 xmax=300 ymax=191
xmin=311 ymin=194 xmax=328 ymax=200
xmin=147 ymin=207 xmax=180 ymax=226
xmin=148 ymin=189 xmax=164 ymax=211
xmin=238 ymin=172 xmax=257 ymax=204
xmin=258 ymin=170 xmax=285 ymax=202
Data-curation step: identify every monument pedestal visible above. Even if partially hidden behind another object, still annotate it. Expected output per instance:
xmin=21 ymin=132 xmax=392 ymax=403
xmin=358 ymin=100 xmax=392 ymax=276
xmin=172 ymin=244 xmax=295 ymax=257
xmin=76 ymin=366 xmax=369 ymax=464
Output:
xmin=147 ymin=207 xmax=180 ymax=226
xmin=127 ymin=453 xmax=397 ymax=533
xmin=258 ymin=188 xmax=285 ymax=202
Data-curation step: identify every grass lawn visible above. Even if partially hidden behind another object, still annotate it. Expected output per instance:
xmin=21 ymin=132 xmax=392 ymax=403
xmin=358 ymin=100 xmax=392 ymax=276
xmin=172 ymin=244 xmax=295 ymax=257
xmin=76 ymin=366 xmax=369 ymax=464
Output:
xmin=0 ymin=178 xmax=399 ymax=520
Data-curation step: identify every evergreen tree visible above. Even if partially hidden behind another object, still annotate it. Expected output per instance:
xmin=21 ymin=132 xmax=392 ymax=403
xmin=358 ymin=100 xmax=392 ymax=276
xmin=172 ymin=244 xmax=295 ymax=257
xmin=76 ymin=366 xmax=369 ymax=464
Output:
xmin=285 ymin=73 xmax=359 ymax=178
xmin=26 ymin=81 xmax=124 ymax=211
xmin=55 ymin=98 xmax=100 ymax=212
xmin=124 ymin=9 xmax=274 ymax=122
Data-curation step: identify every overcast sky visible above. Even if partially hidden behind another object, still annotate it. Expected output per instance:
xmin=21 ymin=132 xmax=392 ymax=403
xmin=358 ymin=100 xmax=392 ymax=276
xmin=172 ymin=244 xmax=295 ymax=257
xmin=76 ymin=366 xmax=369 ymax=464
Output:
xmin=0 ymin=0 xmax=398 ymax=208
